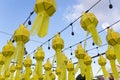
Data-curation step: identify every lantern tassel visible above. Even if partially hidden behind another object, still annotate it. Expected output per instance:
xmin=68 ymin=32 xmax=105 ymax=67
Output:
xmin=101 ymin=66 xmax=109 ymax=78
xmin=114 ymin=44 xmax=120 ymax=64
xmin=31 ymin=11 xmax=49 ymax=37
xmin=56 ymin=50 xmax=62 ymax=67
xmin=15 ymin=70 xmax=20 ymax=80
xmin=36 ymin=60 xmax=42 ymax=77
xmin=110 ymin=60 xmax=119 ymax=79
xmin=25 ymin=67 xmax=31 ymax=80
xmin=74 ymin=63 xmax=79 ymax=74
xmin=61 ymin=62 xmax=66 ymax=80
xmin=10 ymin=72 xmax=14 ymax=80
xmin=79 ymin=59 xmax=85 ymax=77
xmin=88 ymin=24 xmax=102 ymax=46
xmin=86 ymin=65 xmax=92 ymax=80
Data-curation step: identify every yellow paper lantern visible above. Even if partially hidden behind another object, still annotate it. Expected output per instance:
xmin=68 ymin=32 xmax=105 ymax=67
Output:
xmin=80 ymin=12 xmax=102 ymax=46
xmin=10 ymin=64 xmax=16 ymax=80
xmin=13 ymin=24 xmax=29 ymax=80
xmin=106 ymin=29 xmax=120 ymax=64
xmin=34 ymin=47 xmax=44 ymax=80
xmin=52 ymin=34 xmax=64 ymax=68
xmin=67 ymin=61 xmax=75 ymax=80
xmin=2 ymin=41 xmax=15 ymax=74
xmin=0 ymin=53 xmax=5 ymax=74
xmin=44 ymin=60 xmax=52 ymax=80
xmin=106 ymin=46 xmax=119 ymax=79
xmin=31 ymin=0 xmax=56 ymax=37
xmin=75 ymin=44 xmax=86 ymax=77
xmin=98 ymin=55 xmax=109 ymax=78
xmin=84 ymin=54 xmax=92 ymax=80
xmin=23 ymin=56 xmax=32 ymax=80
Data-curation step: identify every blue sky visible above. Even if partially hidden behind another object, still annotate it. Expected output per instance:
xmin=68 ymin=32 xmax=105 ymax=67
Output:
xmin=0 ymin=0 xmax=120 ymax=78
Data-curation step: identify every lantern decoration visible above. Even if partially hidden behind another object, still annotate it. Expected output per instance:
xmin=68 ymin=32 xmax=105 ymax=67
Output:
xmin=5 ymin=71 xmax=10 ymax=80
xmin=55 ymin=67 xmax=61 ymax=80
xmin=98 ymin=55 xmax=109 ymax=78
xmin=31 ymin=74 xmax=38 ymax=80
xmin=15 ymin=63 xmax=22 ymax=80
xmin=106 ymin=29 xmax=120 ymax=64
xmin=13 ymin=24 xmax=30 ymax=80
xmin=0 ymin=75 xmax=5 ymax=80
xmin=0 ymin=53 xmax=5 ymax=74
xmin=75 ymin=44 xmax=86 ymax=76
xmin=61 ymin=53 xmax=68 ymax=80
xmin=20 ymin=73 xmax=25 ymax=80
xmin=44 ymin=60 xmax=52 ymax=80
xmin=2 ymin=41 xmax=15 ymax=74
xmin=52 ymin=34 xmax=64 ymax=68
xmin=106 ymin=46 xmax=119 ymax=79
xmin=84 ymin=54 xmax=92 ymax=80
xmin=34 ymin=47 xmax=44 ymax=80
xmin=80 ymin=12 xmax=102 ymax=46
xmin=23 ymin=56 xmax=32 ymax=80
xmin=10 ymin=64 xmax=15 ymax=80
xmin=50 ymin=72 xmax=56 ymax=80
xmin=30 ymin=0 xmax=56 ymax=37
xmin=67 ymin=60 xmax=75 ymax=80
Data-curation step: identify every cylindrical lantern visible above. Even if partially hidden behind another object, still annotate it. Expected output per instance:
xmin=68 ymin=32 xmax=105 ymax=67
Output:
xmin=35 ymin=47 xmax=44 ymax=80
xmin=84 ymin=54 xmax=92 ymax=80
xmin=31 ymin=0 xmax=56 ymax=37
xmin=67 ymin=61 xmax=75 ymax=80
xmin=44 ymin=60 xmax=52 ymax=80
xmin=98 ymin=55 xmax=109 ymax=78
xmin=2 ymin=41 xmax=15 ymax=74
xmin=106 ymin=46 xmax=119 ymax=79
xmin=80 ymin=12 xmax=102 ymax=46
xmin=13 ymin=24 xmax=30 ymax=80
xmin=75 ymin=44 xmax=86 ymax=77
xmin=23 ymin=56 xmax=32 ymax=80
xmin=106 ymin=29 xmax=120 ymax=64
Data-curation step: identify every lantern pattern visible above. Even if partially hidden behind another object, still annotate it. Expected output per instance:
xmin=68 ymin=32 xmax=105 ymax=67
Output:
xmin=30 ymin=0 xmax=56 ymax=37
xmin=80 ymin=12 xmax=102 ymax=46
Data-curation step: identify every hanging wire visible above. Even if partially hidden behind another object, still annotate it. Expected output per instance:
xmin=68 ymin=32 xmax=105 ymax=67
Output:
xmin=108 ymin=0 xmax=113 ymax=9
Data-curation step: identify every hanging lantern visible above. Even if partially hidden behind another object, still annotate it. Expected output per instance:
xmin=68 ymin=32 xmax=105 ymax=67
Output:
xmin=52 ymin=34 xmax=64 ymax=68
xmin=106 ymin=29 xmax=120 ymax=64
xmin=75 ymin=44 xmax=86 ymax=77
xmin=34 ymin=47 xmax=44 ymax=80
xmin=98 ymin=55 xmax=109 ymax=78
xmin=0 ymin=53 xmax=5 ymax=74
xmin=44 ymin=60 xmax=52 ymax=80
xmin=67 ymin=60 xmax=75 ymax=80
xmin=106 ymin=46 xmax=119 ymax=79
xmin=55 ymin=67 xmax=61 ymax=80
xmin=23 ymin=56 xmax=32 ymax=80
xmin=80 ymin=12 xmax=102 ymax=46
xmin=84 ymin=54 xmax=93 ymax=80
xmin=2 ymin=41 xmax=15 ymax=74
xmin=30 ymin=0 xmax=56 ymax=37
xmin=10 ymin=64 xmax=16 ymax=80
xmin=13 ymin=24 xmax=30 ymax=80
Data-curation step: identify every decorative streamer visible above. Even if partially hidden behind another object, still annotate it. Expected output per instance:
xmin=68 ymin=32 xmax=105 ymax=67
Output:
xmin=106 ymin=46 xmax=119 ymax=79
xmin=106 ymin=29 xmax=120 ymax=64
xmin=80 ymin=12 xmax=102 ymax=46
xmin=31 ymin=0 xmax=56 ymax=37
xmin=13 ymin=24 xmax=30 ymax=80
xmin=10 ymin=64 xmax=15 ymax=80
xmin=44 ymin=60 xmax=52 ymax=80
xmin=75 ymin=44 xmax=86 ymax=77
xmin=84 ymin=54 xmax=92 ymax=80
xmin=2 ymin=41 xmax=15 ymax=74
xmin=35 ymin=47 xmax=44 ymax=80
xmin=67 ymin=60 xmax=75 ymax=80
xmin=98 ymin=55 xmax=109 ymax=78
xmin=23 ymin=56 xmax=32 ymax=80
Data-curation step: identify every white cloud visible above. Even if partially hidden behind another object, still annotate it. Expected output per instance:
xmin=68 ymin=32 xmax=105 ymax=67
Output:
xmin=64 ymin=0 xmax=120 ymax=31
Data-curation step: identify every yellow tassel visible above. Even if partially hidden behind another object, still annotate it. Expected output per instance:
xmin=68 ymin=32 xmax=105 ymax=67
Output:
xmin=56 ymin=49 xmax=62 ymax=68
xmin=113 ymin=44 xmax=120 ymax=64
xmin=25 ymin=67 xmax=31 ymax=80
xmin=74 ymin=63 xmax=79 ymax=74
xmin=85 ymin=65 xmax=91 ymax=80
xmin=36 ymin=60 xmax=42 ymax=77
xmin=87 ymin=24 xmax=102 ymax=46
xmin=68 ymin=71 xmax=72 ymax=80
xmin=110 ymin=60 xmax=119 ymax=79
xmin=101 ymin=66 xmax=109 ymax=78
xmin=10 ymin=72 xmax=14 ymax=80
xmin=78 ymin=59 xmax=85 ymax=76
xmin=15 ymin=70 xmax=21 ymax=80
